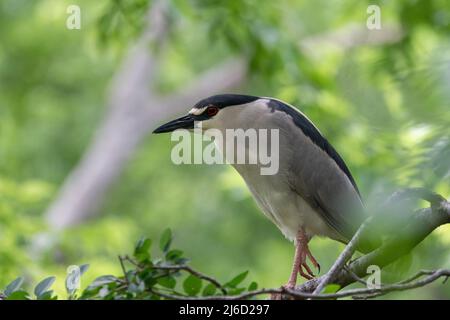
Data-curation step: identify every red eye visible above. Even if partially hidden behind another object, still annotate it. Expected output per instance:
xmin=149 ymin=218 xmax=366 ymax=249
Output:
xmin=206 ymin=106 xmax=219 ymax=116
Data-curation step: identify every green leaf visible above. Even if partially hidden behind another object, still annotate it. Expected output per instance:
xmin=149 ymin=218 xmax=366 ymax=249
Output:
xmin=79 ymin=264 xmax=90 ymax=275
xmin=4 ymin=277 xmax=24 ymax=296
xmin=65 ymin=264 xmax=89 ymax=295
xmin=202 ymin=283 xmax=216 ymax=296
xmin=135 ymin=237 xmax=152 ymax=253
xmin=157 ymin=276 xmax=176 ymax=289
xmin=87 ymin=275 xmax=117 ymax=289
xmin=173 ymin=258 xmax=190 ymax=265
xmin=98 ymin=286 xmax=110 ymax=298
xmin=183 ymin=274 xmax=202 ymax=296
xmin=166 ymin=249 xmax=183 ymax=261
xmin=227 ymin=287 xmax=246 ymax=295
xmin=248 ymin=281 xmax=258 ymax=291
xmin=323 ymin=284 xmax=341 ymax=294
xmin=224 ymin=271 xmax=248 ymax=288
xmin=128 ymin=281 xmax=145 ymax=294
xmin=6 ymin=290 xmax=30 ymax=300
xmin=142 ymin=272 xmax=157 ymax=288
xmin=34 ymin=276 xmax=56 ymax=297
xmin=134 ymin=237 xmax=152 ymax=262
xmin=65 ymin=272 xmax=78 ymax=295
xmin=37 ymin=290 xmax=55 ymax=300
xmin=159 ymin=228 xmax=172 ymax=253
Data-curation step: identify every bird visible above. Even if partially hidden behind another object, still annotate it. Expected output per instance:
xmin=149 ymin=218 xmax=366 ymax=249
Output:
xmin=153 ymin=94 xmax=370 ymax=290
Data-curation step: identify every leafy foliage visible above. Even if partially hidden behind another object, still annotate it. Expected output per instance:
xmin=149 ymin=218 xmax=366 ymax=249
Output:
xmin=0 ymin=231 xmax=257 ymax=300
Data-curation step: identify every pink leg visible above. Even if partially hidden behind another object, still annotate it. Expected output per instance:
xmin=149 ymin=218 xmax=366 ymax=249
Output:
xmin=270 ymin=228 xmax=320 ymax=299
xmin=287 ymin=228 xmax=320 ymax=287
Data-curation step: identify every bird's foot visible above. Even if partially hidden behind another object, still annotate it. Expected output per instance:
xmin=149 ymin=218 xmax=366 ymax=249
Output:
xmin=294 ymin=234 xmax=320 ymax=280
xmin=298 ymin=246 xmax=320 ymax=279
xmin=271 ymin=229 xmax=321 ymax=299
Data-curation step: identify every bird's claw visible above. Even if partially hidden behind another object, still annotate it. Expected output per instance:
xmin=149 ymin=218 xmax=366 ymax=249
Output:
xmin=300 ymin=262 xmax=315 ymax=279
xmin=297 ymin=250 xmax=320 ymax=280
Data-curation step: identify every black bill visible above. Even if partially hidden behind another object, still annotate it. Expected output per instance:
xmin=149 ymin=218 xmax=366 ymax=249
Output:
xmin=153 ymin=114 xmax=195 ymax=133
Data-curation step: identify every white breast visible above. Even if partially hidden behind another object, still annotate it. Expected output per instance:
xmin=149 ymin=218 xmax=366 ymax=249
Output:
xmin=237 ymin=166 xmax=333 ymax=242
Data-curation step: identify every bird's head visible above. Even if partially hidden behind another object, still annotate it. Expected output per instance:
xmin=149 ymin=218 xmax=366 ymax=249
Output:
xmin=152 ymin=94 xmax=260 ymax=134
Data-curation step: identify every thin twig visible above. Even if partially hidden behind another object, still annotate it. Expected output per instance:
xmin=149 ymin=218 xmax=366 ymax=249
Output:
xmin=143 ymin=269 xmax=450 ymax=300
xmin=118 ymin=255 xmax=130 ymax=286
xmin=239 ymin=269 xmax=450 ymax=300
xmin=121 ymin=255 xmax=227 ymax=295
xmin=152 ymin=265 xmax=228 ymax=295
xmin=343 ymin=265 xmax=368 ymax=286
xmin=153 ymin=286 xmax=188 ymax=297
xmin=396 ymin=269 xmax=437 ymax=285
xmin=122 ymin=255 xmax=139 ymax=266
xmin=342 ymin=266 xmax=439 ymax=294
xmin=148 ymin=288 xmax=202 ymax=300
xmin=117 ymin=190 xmax=449 ymax=301
xmin=385 ymin=188 xmax=446 ymax=207
xmin=312 ymin=217 xmax=373 ymax=295
xmin=351 ymin=270 xmax=439 ymax=299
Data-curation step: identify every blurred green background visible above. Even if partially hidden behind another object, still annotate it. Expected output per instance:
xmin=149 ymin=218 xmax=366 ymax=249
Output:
xmin=0 ymin=0 xmax=449 ymax=299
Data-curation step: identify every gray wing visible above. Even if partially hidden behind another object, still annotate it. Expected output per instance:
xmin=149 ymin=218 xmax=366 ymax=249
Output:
xmin=268 ymin=99 xmax=366 ymax=242
xmin=289 ymin=153 xmax=365 ymax=243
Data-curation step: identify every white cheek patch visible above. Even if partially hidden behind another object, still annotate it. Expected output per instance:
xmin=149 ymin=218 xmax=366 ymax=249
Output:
xmin=189 ymin=106 xmax=207 ymax=115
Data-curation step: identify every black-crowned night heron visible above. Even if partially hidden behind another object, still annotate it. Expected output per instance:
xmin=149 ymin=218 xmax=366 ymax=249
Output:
xmin=153 ymin=94 xmax=368 ymax=289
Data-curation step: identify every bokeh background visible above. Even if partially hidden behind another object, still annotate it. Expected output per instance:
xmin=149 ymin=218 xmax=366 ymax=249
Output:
xmin=0 ymin=0 xmax=449 ymax=299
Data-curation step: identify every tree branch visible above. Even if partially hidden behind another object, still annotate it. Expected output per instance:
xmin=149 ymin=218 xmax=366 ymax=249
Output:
xmin=290 ymin=190 xmax=449 ymax=298
xmin=52 ymin=189 xmax=445 ymax=301
xmin=138 ymin=268 xmax=450 ymax=300
xmin=105 ymin=189 xmax=448 ymax=300
xmin=150 ymin=265 xmax=228 ymax=295
xmin=312 ymin=217 xmax=372 ymax=294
